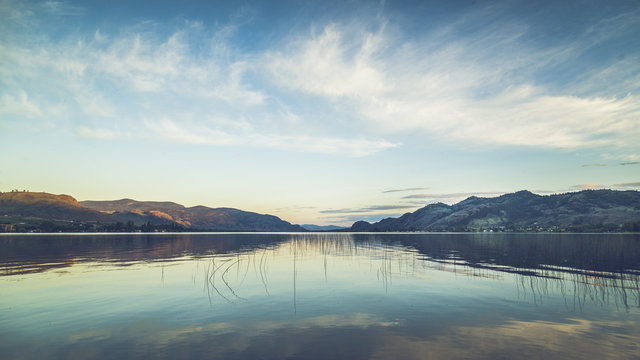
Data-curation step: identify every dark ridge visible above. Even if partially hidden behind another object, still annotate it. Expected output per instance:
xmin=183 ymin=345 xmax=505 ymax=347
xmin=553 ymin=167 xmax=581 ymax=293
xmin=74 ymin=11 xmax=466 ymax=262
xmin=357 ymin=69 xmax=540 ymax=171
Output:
xmin=350 ymin=190 xmax=640 ymax=232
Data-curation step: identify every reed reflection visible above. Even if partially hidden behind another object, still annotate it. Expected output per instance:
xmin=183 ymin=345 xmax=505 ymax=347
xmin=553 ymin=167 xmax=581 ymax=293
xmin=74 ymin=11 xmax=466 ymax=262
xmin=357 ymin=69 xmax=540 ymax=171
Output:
xmin=2 ymin=233 xmax=638 ymax=309
xmin=182 ymin=233 xmax=640 ymax=310
xmin=0 ymin=233 xmax=288 ymax=275
xmin=2 ymin=233 xmax=640 ymax=360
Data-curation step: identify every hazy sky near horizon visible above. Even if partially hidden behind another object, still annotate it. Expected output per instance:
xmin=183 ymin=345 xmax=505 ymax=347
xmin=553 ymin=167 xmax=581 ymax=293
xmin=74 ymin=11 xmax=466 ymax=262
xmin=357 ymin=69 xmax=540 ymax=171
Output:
xmin=1 ymin=0 xmax=639 ymax=226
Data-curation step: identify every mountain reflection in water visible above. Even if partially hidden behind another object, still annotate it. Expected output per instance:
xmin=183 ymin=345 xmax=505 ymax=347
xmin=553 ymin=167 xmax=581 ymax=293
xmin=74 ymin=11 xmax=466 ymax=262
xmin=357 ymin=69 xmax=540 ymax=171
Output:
xmin=1 ymin=232 xmax=639 ymax=359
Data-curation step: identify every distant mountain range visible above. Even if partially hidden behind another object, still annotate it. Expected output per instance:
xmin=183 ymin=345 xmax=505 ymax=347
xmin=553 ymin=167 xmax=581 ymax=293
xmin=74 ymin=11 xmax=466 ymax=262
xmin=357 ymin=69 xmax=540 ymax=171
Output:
xmin=0 ymin=192 xmax=304 ymax=232
xmin=351 ymin=190 xmax=640 ymax=232
xmin=1 ymin=189 xmax=639 ymax=233
xmin=300 ymin=224 xmax=346 ymax=231
xmin=80 ymin=198 xmax=305 ymax=231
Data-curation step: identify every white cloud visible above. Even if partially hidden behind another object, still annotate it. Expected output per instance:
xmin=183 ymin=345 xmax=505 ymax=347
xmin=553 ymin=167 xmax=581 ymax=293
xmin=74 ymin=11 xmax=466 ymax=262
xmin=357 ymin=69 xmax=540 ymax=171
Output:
xmin=447 ymin=91 xmax=640 ymax=149
xmin=142 ymin=117 xmax=224 ymax=145
xmin=40 ymin=1 xmax=85 ymax=16
xmin=95 ymin=32 xmax=184 ymax=92
xmin=74 ymin=92 xmax=114 ymax=117
xmin=0 ymin=15 xmax=402 ymax=157
xmin=253 ymin=134 xmax=398 ymax=157
xmin=569 ymin=183 xmax=640 ymax=191
xmin=2 ymin=5 xmax=638 ymax=159
xmin=141 ymin=116 xmax=398 ymax=156
xmin=265 ymin=25 xmax=387 ymax=98
xmin=613 ymin=182 xmax=640 ymax=188
xmin=0 ymin=91 xmax=42 ymax=118
xmin=0 ymin=0 xmax=35 ymax=30
xmin=572 ymin=184 xmax=605 ymax=190
xmin=265 ymin=21 xmax=640 ymax=151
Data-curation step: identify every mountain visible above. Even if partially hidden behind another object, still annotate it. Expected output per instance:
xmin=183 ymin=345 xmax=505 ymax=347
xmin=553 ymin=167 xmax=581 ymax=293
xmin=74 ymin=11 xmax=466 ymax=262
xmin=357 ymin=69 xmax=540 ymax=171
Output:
xmin=350 ymin=190 xmax=640 ymax=232
xmin=0 ymin=191 xmax=305 ymax=232
xmin=0 ymin=191 xmax=112 ymax=222
xmin=80 ymin=199 xmax=305 ymax=232
xmin=300 ymin=224 xmax=347 ymax=231
xmin=4 ymin=189 xmax=639 ymax=233
xmin=79 ymin=199 xmax=188 ymax=226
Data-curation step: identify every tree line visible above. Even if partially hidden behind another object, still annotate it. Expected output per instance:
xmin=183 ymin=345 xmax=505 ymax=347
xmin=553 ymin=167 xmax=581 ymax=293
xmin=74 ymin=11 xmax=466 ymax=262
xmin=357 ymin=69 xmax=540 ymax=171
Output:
xmin=0 ymin=220 xmax=186 ymax=233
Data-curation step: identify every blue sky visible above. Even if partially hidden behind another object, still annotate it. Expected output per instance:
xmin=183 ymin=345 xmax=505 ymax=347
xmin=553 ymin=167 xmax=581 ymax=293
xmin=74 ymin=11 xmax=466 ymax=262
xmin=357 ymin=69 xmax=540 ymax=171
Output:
xmin=1 ymin=0 xmax=639 ymax=226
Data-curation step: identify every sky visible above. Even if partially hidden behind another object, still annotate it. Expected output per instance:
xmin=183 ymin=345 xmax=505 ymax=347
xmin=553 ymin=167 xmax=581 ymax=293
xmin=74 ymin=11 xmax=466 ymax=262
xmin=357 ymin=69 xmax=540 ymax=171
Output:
xmin=1 ymin=0 xmax=639 ymax=226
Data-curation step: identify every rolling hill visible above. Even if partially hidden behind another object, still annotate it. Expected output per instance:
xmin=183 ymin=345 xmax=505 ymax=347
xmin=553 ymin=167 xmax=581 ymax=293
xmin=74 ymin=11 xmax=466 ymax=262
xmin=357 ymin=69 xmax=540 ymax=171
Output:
xmin=80 ymin=199 xmax=305 ymax=231
xmin=351 ymin=190 xmax=640 ymax=232
xmin=0 ymin=192 xmax=113 ymax=222
xmin=0 ymin=192 xmax=304 ymax=232
xmin=2 ymin=189 xmax=639 ymax=233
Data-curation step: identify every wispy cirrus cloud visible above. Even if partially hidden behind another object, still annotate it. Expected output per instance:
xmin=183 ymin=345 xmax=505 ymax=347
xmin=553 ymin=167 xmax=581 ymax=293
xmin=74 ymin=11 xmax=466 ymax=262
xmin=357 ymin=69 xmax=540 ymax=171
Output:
xmin=2 ymin=1 xmax=639 ymax=161
xmin=532 ymin=190 xmax=557 ymax=194
xmin=0 ymin=92 xmax=42 ymax=118
xmin=264 ymin=9 xmax=640 ymax=153
xmin=40 ymin=1 xmax=85 ymax=16
xmin=76 ymin=126 xmax=122 ymax=140
xmin=318 ymin=200 xmax=428 ymax=225
xmin=571 ymin=182 xmax=640 ymax=190
xmin=581 ymin=161 xmax=640 ymax=167
xmin=0 ymin=15 xmax=399 ymax=157
xmin=320 ymin=204 xmax=417 ymax=214
xmin=140 ymin=116 xmax=398 ymax=156
xmin=319 ymin=213 xmax=405 ymax=225
xmin=403 ymin=192 xmax=505 ymax=202
xmin=572 ymin=184 xmax=604 ymax=190
xmin=382 ymin=187 xmax=429 ymax=193
xmin=612 ymin=182 xmax=640 ymax=188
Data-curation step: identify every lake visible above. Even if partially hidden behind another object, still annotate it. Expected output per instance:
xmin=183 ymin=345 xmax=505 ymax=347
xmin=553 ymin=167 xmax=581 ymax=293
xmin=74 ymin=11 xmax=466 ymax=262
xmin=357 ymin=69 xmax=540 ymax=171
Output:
xmin=1 ymin=232 xmax=639 ymax=359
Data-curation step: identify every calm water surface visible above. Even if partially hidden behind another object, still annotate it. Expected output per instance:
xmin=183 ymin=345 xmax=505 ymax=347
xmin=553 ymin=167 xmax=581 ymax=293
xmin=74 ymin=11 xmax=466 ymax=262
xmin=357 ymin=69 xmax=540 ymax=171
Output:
xmin=1 ymin=233 xmax=639 ymax=359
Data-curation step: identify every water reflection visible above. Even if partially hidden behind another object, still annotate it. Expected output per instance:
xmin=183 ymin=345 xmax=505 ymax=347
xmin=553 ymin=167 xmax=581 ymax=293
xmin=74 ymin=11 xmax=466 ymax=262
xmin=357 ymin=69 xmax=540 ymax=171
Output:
xmin=2 ymin=233 xmax=640 ymax=309
xmin=0 ymin=233 xmax=288 ymax=275
xmin=1 ymin=233 xmax=639 ymax=359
